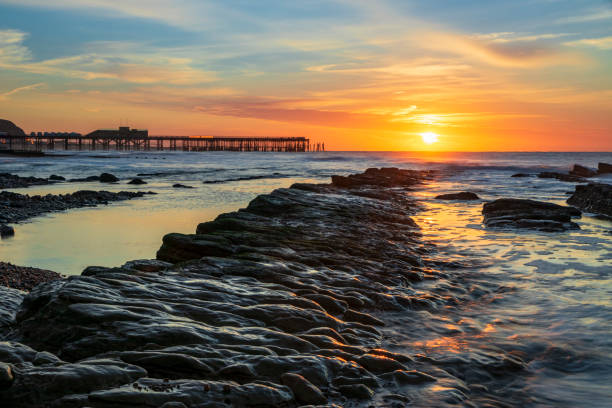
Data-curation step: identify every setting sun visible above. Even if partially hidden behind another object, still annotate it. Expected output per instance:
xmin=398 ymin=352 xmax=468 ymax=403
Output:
xmin=421 ymin=132 xmax=439 ymax=145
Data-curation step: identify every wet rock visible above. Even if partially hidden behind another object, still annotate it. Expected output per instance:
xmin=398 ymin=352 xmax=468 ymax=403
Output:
xmin=538 ymin=172 xmax=585 ymax=183
xmin=332 ymin=167 xmax=431 ymax=188
xmin=281 ymin=372 xmax=327 ymax=404
xmin=482 ymin=198 xmax=581 ymax=231
xmin=69 ymin=175 xmax=100 ymax=182
xmin=598 ymin=162 xmax=612 ymax=174
xmin=100 ymin=173 xmax=119 ymax=183
xmin=128 ymin=178 xmax=147 ymax=185
xmin=338 ymin=384 xmax=374 ymax=399
xmin=121 ymin=259 xmax=172 ymax=273
xmin=435 ymin=192 xmax=479 ymax=200
xmin=0 ymin=286 xmax=24 ymax=327
xmin=0 ymin=190 xmax=154 ymax=225
xmin=567 ymin=183 xmax=612 ymax=217
xmin=0 ymin=224 xmax=14 ymax=238
xmin=0 ymin=173 xmax=50 ymax=189
xmin=172 ymin=183 xmax=194 ymax=189
xmin=0 ymin=363 xmax=14 ymax=390
xmin=570 ymin=164 xmax=597 ymax=178
xmin=48 ymin=174 xmax=65 ymax=181
xmin=384 ymin=369 xmax=437 ymax=384
xmin=511 ymin=173 xmax=530 ymax=178
xmin=357 ymin=354 xmax=406 ymax=373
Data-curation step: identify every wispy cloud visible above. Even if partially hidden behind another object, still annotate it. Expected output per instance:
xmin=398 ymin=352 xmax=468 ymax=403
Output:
xmin=564 ymin=36 xmax=612 ymax=50
xmin=556 ymin=8 xmax=612 ymax=24
xmin=0 ymin=82 xmax=45 ymax=100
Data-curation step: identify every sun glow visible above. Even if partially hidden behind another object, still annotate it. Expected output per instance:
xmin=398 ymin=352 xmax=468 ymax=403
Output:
xmin=421 ymin=132 xmax=439 ymax=144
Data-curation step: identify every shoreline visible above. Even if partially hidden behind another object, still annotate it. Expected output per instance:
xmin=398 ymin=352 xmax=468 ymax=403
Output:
xmin=0 ymin=164 xmax=610 ymax=406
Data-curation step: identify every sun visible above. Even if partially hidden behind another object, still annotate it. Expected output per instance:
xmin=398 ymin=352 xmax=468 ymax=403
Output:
xmin=420 ymin=132 xmax=439 ymax=144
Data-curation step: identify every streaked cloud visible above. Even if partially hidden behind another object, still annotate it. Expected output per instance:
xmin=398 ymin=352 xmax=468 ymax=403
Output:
xmin=0 ymin=82 xmax=44 ymax=100
xmin=556 ymin=8 xmax=612 ymax=24
xmin=564 ymin=36 xmax=612 ymax=50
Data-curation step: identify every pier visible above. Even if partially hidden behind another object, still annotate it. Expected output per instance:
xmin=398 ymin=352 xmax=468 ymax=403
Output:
xmin=0 ymin=134 xmax=322 ymax=153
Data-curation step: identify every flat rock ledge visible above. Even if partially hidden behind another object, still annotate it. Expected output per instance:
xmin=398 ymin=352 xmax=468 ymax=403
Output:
xmin=567 ymin=183 xmax=612 ymax=217
xmin=0 ymin=190 xmax=156 ymax=225
xmin=483 ymin=198 xmax=581 ymax=232
xmin=435 ymin=192 xmax=479 ymax=200
xmin=0 ymin=167 xmax=474 ymax=408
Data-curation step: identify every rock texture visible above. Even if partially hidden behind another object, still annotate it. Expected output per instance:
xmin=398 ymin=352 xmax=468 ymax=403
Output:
xmin=435 ymin=192 xmax=479 ymax=200
xmin=0 ymin=168 xmax=456 ymax=407
xmin=482 ymin=198 xmax=581 ymax=231
xmin=567 ymin=183 xmax=612 ymax=217
xmin=0 ymin=190 xmax=155 ymax=225
xmin=0 ymin=119 xmax=25 ymax=136
xmin=128 ymin=178 xmax=147 ymax=185
xmin=0 ymin=168 xmax=528 ymax=407
xmin=538 ymin=172 xmax=585 ymax=183
xmin=0 ymin=173 xmax=51 ymax=189
xmin=569 ymin=164 xmax=597 ymax=178
xmin=0 ymin=263 xmax=62 ymax=291
xmin=598 ymin=162 xmax=612 ymax=174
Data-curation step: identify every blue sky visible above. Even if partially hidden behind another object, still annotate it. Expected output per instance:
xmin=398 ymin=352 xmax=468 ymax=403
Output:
xmin=0 ymin=0 xmax=610 ymax=150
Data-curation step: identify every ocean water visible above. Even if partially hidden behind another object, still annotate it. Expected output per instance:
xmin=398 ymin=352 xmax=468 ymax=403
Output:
xmin=1 ymin=150 xmax=611 ymax=406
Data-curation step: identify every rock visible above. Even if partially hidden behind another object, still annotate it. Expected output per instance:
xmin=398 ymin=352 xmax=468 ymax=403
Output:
xmin=280 ymin=373 xmax=327 ymax=405
xmin=338 ymin=384 xmax=374 ymax=399
xmin=48 ymin=175 xmax=65 ymax=181
xmin=482 ymin=198 xmax=581 ymax=231
xmin=172 ymin=183 xmax=194 ymax=189
xmin=0 ymin=190 xmax=154 ymax=225
xmin=435 ymin=192 xmax=479 ymax=200
xmin=0 ymin=119 xmax=25 ymax=136
xmin=0 ymin=169 xmax=454 ymax=407
xmin=69 ymin=175 xmax=100 ymax=182
xmin=538 ymin=172 xmax=585 ymax=183
xmin=0 ymin=173 xmax=51 ymax=189
xmin=0 ymin=262 xmax=62 ymax=291
xmin=128 ymin=178 xmax=147 ymax=185
xmin=567 ymin=183 xmax=612 ymax=217
xmin=598 ymin=162 xmax=612 ymax=174
xmin=0 ymin=224 xmax=14 ymax=238
xmin=0 ymin=363 xmax=14 ymax=390
xmin=511 ymin=173 xmax=530 ymax=177
xmin=99 ymin=173 xmax=119 ymax=183
xmin=331 ymin=167 xmax=431 ymax=188
xmin=570 ymin=164 xmax=597 ymax=178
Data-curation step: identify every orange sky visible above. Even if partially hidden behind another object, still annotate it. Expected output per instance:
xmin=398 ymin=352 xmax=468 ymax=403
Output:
xmin=0 ymin=1 xmax=610 ymax=151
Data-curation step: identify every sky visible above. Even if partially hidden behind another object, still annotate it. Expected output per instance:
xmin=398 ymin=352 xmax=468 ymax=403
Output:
xmin=0 ymin=0 xmax=610 ymax=151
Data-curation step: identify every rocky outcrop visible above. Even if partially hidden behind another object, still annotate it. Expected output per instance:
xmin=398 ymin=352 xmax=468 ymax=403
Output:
xmin=99 ymin=173 xmax=119 ymax=183
xmin=570 ymin=164 xmax=597 ymax=178
xmin=0 ymin=119 xmax=25 ymax=136
xmin=48 ymin=175 xmax=65 ymax=181
xmin=511 ymin=173 xmax=530 ymax=178
xmin=0 ymin=262 xmax=61 ymax=291
xmin=538 ymin=172 xmax=585 ymax=183
xmin=0 ymin=168 xmax=527 ymax=407
xmin=482 ymin=198 xmax=581 ymax=231
xmin=598 ymin=163 xmax=612 ymax=174
xmin=172 ymin=183 xmax=194 ymax=189
xmin=567 ymin=183 xmax=612 ymax=217
xmin=128 ymin=178 xmax=147 ymax=185
xmin=331 ymin=167 xmax=433 ymax=188
xmin=0 ymin=190 xmax=156 ymax=225
xmin=0 ymin=224 xmax=14 ymax=238
xmin=0 ymin=173 xmax=51 ymax=189
xmin=435 ymin=192 xmax=479 ymax=200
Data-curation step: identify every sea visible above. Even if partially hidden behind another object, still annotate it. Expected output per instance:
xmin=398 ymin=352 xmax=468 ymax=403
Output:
xmin=1 ymin=150 xmax=611 ymax=406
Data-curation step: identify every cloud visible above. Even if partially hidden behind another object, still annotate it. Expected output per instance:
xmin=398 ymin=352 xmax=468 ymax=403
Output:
xmin=0 ymin=29 xmax=31 ymax=64
xmin=556 ymin=8 xmax=612 ymax=24
xmin=564 ymin=36 xmax=612 ymax=50
xmin=471 ymin=32 xmax=573 ymax=43
xmin=0 ymin=31 xmax=217 ymax=84
xmin=0 ymin=82 xmax=45 ymax=100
